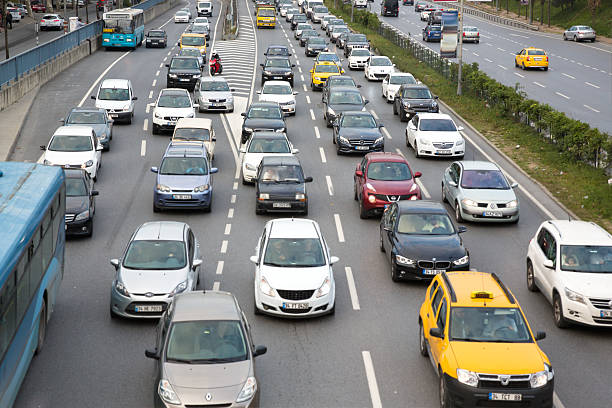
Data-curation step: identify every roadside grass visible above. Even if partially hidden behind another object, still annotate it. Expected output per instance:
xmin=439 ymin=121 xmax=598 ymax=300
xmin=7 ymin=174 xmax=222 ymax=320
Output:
xmin=326 ymin=4 xmax=612 ymax=231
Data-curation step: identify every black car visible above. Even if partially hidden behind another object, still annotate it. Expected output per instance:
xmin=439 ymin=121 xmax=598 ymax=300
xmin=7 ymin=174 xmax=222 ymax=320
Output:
xmin=166 ymin=56 xmax=202 ymax=90
xmin=332 ymin=111 xmax=385 ymax=155
xmin=145 ymin=30 xmax=167 ymax=48
xmin=414 ymin=1 xmax=426 ymax=11
xmin=305 ymin=37 xmax=328 ymax=56
xmin=64 ymin=169 xmax=98 ymax=237
xmin=299 ymin=29 xmax=319 ymax=46
xmin=402 ymin=0 xmax=414 ymax=5
xmin=265 ymin=45 xmax=292 ymax=58
xmin=381 ymin=0 xmax=399 ymax=16
xmin=290 ymin=13 xmax=307 ymax=30
xmin=255 ymin=156 xmax=313 ymax=215
xmin=260 ymin=57 xmax=295 ymax=86
xmin=393 ymin=84 xmax=439 ymax=122
xmin=241 ymin=102 xmax=287 ymax=144
xmin=321 ymin=75 xmax=361 ymax=103
xmin=324 ymin=86 xmax=369 ymax=127
xmin=379 ymin=201 xmax=469 ymax=282
xmin=343 ymin=33 xmax=369 ymax=57
xmin=337 ymin=32 xmax=349 ymax=49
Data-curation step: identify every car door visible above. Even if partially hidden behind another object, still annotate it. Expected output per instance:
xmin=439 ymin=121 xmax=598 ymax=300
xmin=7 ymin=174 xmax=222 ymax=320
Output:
xmin=128 ymin=83 xmax=135 ymax=113
xmin=445 ymin=162 xmax=461 ymax=204
xmin=430 ymin=295 xmax=448 ymax=367
xmin=384 ymin=204 xmax=399 ymax=256
xmin=355 ymin=156 xmax=368 ymax=200
xmin=424 ymin=283 xmax=444 ymax=367
xmin=406 ymin=115 xmax=419 ymax=145
xmin=534 ymin=228 xmax=556 ymax=300
xmin=186 ymin=229 xmax=196 ymax=288
xmin=92 ymin=131 xmax=101 ymax=166
xmin=516 ymin=49 xmax=525 ymax=65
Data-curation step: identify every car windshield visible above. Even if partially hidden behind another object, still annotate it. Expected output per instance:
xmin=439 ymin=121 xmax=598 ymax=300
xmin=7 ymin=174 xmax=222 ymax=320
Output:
xmin=173 ymin=128 xmax=211 ymax=141
xmin=461 ymin=169 xmax=509 ymax=189
xmin=166 ymin=320 xmax=248 ymax=364
xmin=123 ymin=240 xmax=187 ymax=270
xmin=367 ymin=162 xmax=411 ymax=181
xmin=158 ymin=93 xmax=191 ymax=108
xmin=333 ymin=27 xmax=349 ymax=33
xmin=450 ymin=307 xmax=532 ymax=343
xmin=104 ymin=18 xmax=134 ymax=34
xmin=397 ymin=213 xmax=455 ymax=234
xmin=263 ymin=238 xmax=325 ymax=267
xmin=194 ymin=18 xmax=208 ymax=24
xmin=198 ymin=1 xmax=211 ymax=6
xmin=341 ymin=115 xmax=376 ymax=128
xmin=577 ymin=26 xmax=592 ymax=30
xmin=190 ymin=26 xmax=208 ymax=33
xmin=200 ymin=81 xmax=230 ymax=91
xmin=308 ymin=37 xmax=325 ymax=45
xmin=48 ymin=135 xmax=93 ymax=152
xmin=316 ymin=64 xmax=340 ymax=74
xmin=247 ymin=106 xmax=282 ymax=119
xmin=260 ymin=165 xmax=303 ymax=182
xmin=160 ymin=157 xmax=208 ymax=175
xmin=248 ymin=138 xmax=290 ymax=153
xmin=560 ymin=245 xmax=612 ymax=273
xmin=67 ymin=111 xmax=105 ymax=124
xmin=65 ymin=178 xmax=88 ymax=196
xmin=98 ymin=87 xmax=129 ymax=101
xmin=351 ymin=49 xmax=370 ymax=57
xmin=297 ymin=24 xmax=311 ymax=30
xmin=259 ymin=8 xmax=275 ymax=16
xmin=181 ymin=36 xmax=205 ymax=46
xmin=263 ymin=84 xmax=292 ymax=95
xmin=419 ymin=119 xmax=456 ymax=131
xmin=176 ymin=11 xmax=188 ymax=16
xmin=402 ymin=88 xmax=432 ymax=99
xmin=294 ymin=15 xmax=306 ymax=21
xmin=148 ymin=31 xmax=165 ymax=37
xmin=265 ymin=59 xmax=291 ymax=68
xmin=179 ymin=49 xmax=201 ymax=58
xmin=329 ymin=91 xmax=362 ymax=104
xmin=313 ymin=6 xmax=327 ymax=12
xmin=390 ymin=75 xmax=416 ymax=85
xmin=302 ymin=30 xmax=318 ymax=37
xmin=267 ymin=47 xmax=289 ymax=56
xmin=464 ymin=27 xmax=478 ymax=32
xmin=370 ymin=57 xmax=392 ymax=66
xmin=318 ymin=53 xmax=340 ymax=62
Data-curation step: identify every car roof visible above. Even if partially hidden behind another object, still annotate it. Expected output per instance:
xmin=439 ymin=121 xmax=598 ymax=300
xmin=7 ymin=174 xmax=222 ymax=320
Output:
xmin=396 ymin=200 xmax=447 ymax=214
xmin=165 ymin=142 xmax=208 ymax=157
xmin=160 ymin=88 xmax=190 ymax=96
xmin=261 ymin=155 xmax=301 ymax=166
xmin=175 ymin=117 xmax=212 ymax=129
xmin=172 ymin=291 xmax=240 ymax=322
xmin=416 ymin=112 xmax=452 ymax=120
xmin=100 ymin=79 xmax=130 ymax=88
xmin=53 ymin=125 xmax=93 ymax=136
xmin=545 ymin=220 xmax=612 ymax=245
xmin=134 ymin=221 xmax=186 ymax=241
xmin=525 ymin=47 xmax=545 ymax=52
xmin=172 ymin=56 xmax=200 ymax=61
xmin=445 ymin=271 xmax=518 ymax=308
xmin=366 ymin=152 xmax=407 ymax=162
xmin=148 ymin=29 xmax=165 ymax=33
xmin=268 ymin=218 xmax=319 ymax=239
xmin=250 ymin=101 xmax=281 ymax=108
xmin=265 ymin=55 xmax=291 ymax=61
xmin=458 ymin=161 xmax=499 ymax=171
xmin=68 ymin=107 xmax=106 ymax=114
xmin=251 ymin=131 xmax=288 ymax=140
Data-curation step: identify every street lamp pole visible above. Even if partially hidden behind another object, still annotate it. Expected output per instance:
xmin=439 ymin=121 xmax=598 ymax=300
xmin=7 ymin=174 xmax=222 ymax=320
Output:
xmin=457 ymin=0 xmax=464 ymax=95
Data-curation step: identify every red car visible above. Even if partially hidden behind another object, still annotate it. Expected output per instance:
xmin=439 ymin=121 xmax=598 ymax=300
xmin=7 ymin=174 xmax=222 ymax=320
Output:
xmin=31 ymin=3 xmax=46 ymax=12
xmin=354 ymin=152 xmax=422 ymax=218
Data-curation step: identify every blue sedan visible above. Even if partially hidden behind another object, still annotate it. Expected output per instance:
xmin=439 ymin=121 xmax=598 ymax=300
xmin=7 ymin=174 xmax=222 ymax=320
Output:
xmin=422 ymin=24 xmax=442 ymax=42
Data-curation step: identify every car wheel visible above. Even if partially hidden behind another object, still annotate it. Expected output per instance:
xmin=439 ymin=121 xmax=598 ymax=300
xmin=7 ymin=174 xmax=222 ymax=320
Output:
xmin=419 ymin=321 xmax=428 ymax=357
xmin=393 ymin=102 xmax=398 ymax=115
xmin=553 ymin=293 xmax=569 ymax=328
xmin=522 ymin=62 xmax=526 ymax=70
xmin=390 ymin=261 xmax=400 ymax=282
xmin=515 ymin=59 xmax=519 ymax=67
xmin=354 ymin=184 xmax=358 ymax=201
xmin=455 ymin=202 xmax=464 ymax=223
xmin=204 ymin=201 xmax=212 ymax=213
xmin=152 ymin=124 xmax=159 ymax=135
xmin=526 ymin=261 xmax=539 ymax=292
xmin=86 ymin=220 xmax=93 ymax=237
xmin=327 ymin=303 xmax=335 ymax=315
xmin=379 ymin=231 xmax=385 ymax=252
xmin=153 ymin=203 xmax=160 ymax=213
xmin=543 ymin=67 xmax=548 ymax=71
xmin=563 ymin=33 xmax=567 ymax=41
xmin=35 ymin=300 xmax=46 ymax=355
xmin=359 ymin=201 xmax=368 ymax=219
xmin=303 ymin=206 xmax=308 ymax=216
xmin=439 ymin=371 xmax=453 ymax=408
xmin=255 ymin=207 xmax=265 ymax=215
xmin=441 ymin=183 xmax=447 ymax=203
xmin=126 ymin=115 xmax=132 ymax=125
xmin=573 ymin=35 xmax=577 ymax=42
xmin=400 ymin=109 xmax=408 ymax=122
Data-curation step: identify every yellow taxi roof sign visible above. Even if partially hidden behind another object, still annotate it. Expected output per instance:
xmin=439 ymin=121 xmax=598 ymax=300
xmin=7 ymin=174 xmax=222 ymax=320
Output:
xmin=471 ymin=291 xmax=494 ymax=300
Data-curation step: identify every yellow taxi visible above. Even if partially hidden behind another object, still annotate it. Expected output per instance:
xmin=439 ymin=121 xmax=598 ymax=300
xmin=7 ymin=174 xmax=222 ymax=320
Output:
xmin=309 ymin=61 xmax=344 ymax=90
xmin=418 ymin=271 xmax=554 ymax=408
xmin=179 ymin=33 xmax=207 ymax=57
xmin=514 ymin=47 xmax=549 ymax=71
xmin=256 ymin=6 xmax=276 ymax=28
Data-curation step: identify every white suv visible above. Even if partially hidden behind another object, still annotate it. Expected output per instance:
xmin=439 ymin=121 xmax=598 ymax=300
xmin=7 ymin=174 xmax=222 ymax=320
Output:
xmin=42 ymin=126 xmax=103 ymax=181
xmin=250 ymin=218 xmax=338 ymax=317
xmin=526 ymin=220 xmax=612 ymax=328
xmin=152 ymin=88 xmax=198 ymax=134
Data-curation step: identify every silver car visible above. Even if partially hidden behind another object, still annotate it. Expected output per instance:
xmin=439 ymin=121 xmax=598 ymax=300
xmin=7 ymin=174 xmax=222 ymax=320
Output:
xmin=61 ymin=107 xmax=113 ymax=151
xmin=441 ymin=161 xmax=519 ymax=223
xmin=145 ymin=291 xmax=267 ymax=408
xmin=563 ymin=25 xmax=596 ymax=42
xmin=194 ymin=77 xmax=235 ymax=112
xmin=109 ymin=221 xmax=202 ymax=319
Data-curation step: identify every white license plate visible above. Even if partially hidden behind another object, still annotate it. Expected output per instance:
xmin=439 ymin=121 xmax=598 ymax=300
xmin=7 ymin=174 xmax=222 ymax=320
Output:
xmin=179 ymin=78 xmax=190 ymax=81
xmin=489 ymin=393 xmax=522 ymax=401
xmin=283 ymin=302 xmax=309 ymax=309
xmin=355 ymin=146 xmax=369 ymax=150
xmin=600 ymin=310 xmax=612 ymax=318
xmin=273 ymin=76 xmax=283 ymax=79
xmin=109 ymin=114 xmax=118 ymax=118
xmin=134 ymin=305 xmax=163 ymax=312
xmin=273 ymin=202 xmax=291 ymax=208
xmin=534 ymin=57 xmax=542 ymax=61
xmin=173 ymin=194 xmax=192 ymax=200
xmin=436 ymin=149 xmax=452 ymax=155
xmin=483 ymin=211 xmax=503 ymax=217
xmin=423 ymin=269 xmax=444 ymax=275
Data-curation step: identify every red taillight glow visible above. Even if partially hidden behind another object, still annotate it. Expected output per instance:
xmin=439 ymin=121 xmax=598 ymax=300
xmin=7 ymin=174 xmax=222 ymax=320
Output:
xmin=54 ymin=19 xmax=60 ymax=22
xmin=526 ymin=57 xmax=530 ymax=61
xmin=545 ymin=56 xmax=549 ymax=61
xmin=462 ymin=32 xmax=465 ymax=36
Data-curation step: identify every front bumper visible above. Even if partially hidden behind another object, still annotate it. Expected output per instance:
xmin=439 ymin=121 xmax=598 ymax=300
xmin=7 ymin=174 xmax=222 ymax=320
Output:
xmin=561 ymin=295 xmax=612 ymax=327
xmin=175 ymin=18 xmax=189 ymax=23
xmin=105 ymin=110 xmax=132 ymax=122
xmin=349 ymin=60 xmax=367 ymax=69
xmin=256 ymin=287 xmax=335 ymax=317
xmin=154 ymin=190 xmax=212 ymax=210
xmin=146 ymin=39 xmax=167 ymax=47
xmin=311 ymin=78 xmax=327 ymax=89
xmin=393 ymin=260 xmax=469 ymax=280
xmin=110 ymin=284 xmax=171 ymax=319
xmin=199 ymin=98 xmax=234 ymax=111
xmin=152 ymin=115 xmax=191 ymax=130
xmin=366 ymin=71 xmax=389 ymax=81
xmin=279 ymin=103 xmax=296 ymax=114
xmin=65 ymin=217 xmax=93 ymax=236
xmin=257 ymin=20 xmax=276 ymax=27
xmin=415 ymin=143 xmax=464 ymax=158
xmin=167 ymin=77 xmax=199 ymax=90
xmin=459 ymin=203 xmax=519 ymax=223
xmin=262 ymin=73 xmax=294 ymax=83
xmin=256 ymin=198 xmax=308 ymax=213
xmin=362 ymin=192 xmax=420 ymax=214
xmin=337 ymin=139 xmax=384 ymax=154
xmin=197 ymin=10 xmax=212 ymax=16
xmin=400 ymin=104 xmax=438 ymax=119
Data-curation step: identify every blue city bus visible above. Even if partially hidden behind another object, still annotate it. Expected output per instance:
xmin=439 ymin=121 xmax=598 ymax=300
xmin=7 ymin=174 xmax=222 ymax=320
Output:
xmin=0 ymin=162 xmax=65 ymax=407
xmin=102 ymin=8 xmax=145 ymax=48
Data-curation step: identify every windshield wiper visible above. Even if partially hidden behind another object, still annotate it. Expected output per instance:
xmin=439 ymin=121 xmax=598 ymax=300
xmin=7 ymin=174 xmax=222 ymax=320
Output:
xmin=166 ymin=357 xmax=194 ymax=364
xmin=263 ymin=261 xmax=286 ymax=267
xmin=278 ymin=179 xmax=301 ymax=183
xmin=451 ymin=337 xmax=487 ymax=342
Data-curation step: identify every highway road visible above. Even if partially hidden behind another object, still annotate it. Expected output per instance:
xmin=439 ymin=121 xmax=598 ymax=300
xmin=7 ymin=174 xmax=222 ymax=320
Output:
xmin=367 ymin=1 xmax=612 ymax=135
xmin=11 ymin=0 xmax=612 ymax=407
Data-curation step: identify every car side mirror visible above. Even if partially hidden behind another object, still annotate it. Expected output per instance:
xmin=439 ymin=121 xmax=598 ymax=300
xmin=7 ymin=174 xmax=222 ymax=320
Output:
xmin=108 ymin=119 xmax=114 ymax=124
xmin=448 ymin=180 xmax=457 ymax=187
xmin=378 ymin=122 xmax=384 ymax=128
xmin=91 ymin=95 xmax=96 ymax=100
xmin=293 ymin=91 xmax=299 ymax=95
xmin=434 ymin=95 xmax=439 ymax=99
xmin=535 ymin=331 xmax=546 ymax=341
xmin=239 ymin=147 xmax=247 ymax=153
xmin=110 ymin=258 xmax=120 ymax=269
xmin=543 ymin=259 xmax=554 ymax=269
xmin=40 ymin=145 xmax=46 ymax=151
xmin=260 ymin=63 xmax=264 ymax=67
xmin=355 ymin=170 xmax=363 ymax=177
xmin=96 ymin=145 xmax=104 ymax=151
xmin=145 ymin=349 xmax=160 ymax=360
xmin=192 ymin=259 xmax=203 ymax=269
xmin=457 ymin=126 xmax=464 ymax=131
xmin=511 ymin=182 xmax=519 ymax=188
xmin=414 ymin=171 xmax=422 ymax=178
xmin=193 ymin=104 xmax=199 ymax=108
xmin=408 ymin=123 xmax=416 ymax=130
xmin=356 ymin=84 xmax=362 ymax=88
xmin=304 ymin=176 xmax=313 ymax=183
xmin=210 ymin=167 xmax=218 ymax=174
xmin=310 ymin=69 xmax=313 ymax=73
xmin=383 ymin=226 xmax=392 ymax=232
xmin=241 ymin=112 xmax=246 ymax=117
xmin=165 ymin=63 xmax=170 ymax=67
xmin=249 ymin=255 xmax=259 ymax=264
xmin=151 ymin=166 xmax=158 ymax=173
xmin=429 ymin=327 xmax=443 ymax=339
xmin=256 ymin=90 xmax=261 ymax=94
xmin=59 ymin=118 xmax=65 ymax=123
xmin=364 ymin=99 xmax=369 ymax=105
xmin=91 ymin=190 xmax=100 ymax=196
xmin=457 ymin=226 xmax=467 ymax=233
xmin=253 ymin=345 xmax=267 ymax=357
xmin=289 ymin=53 xmax=292 ymax=56
xmin=330 ymin=256 xmax=339 ymax=265
xmin=132 ymin=96 xmax=138 ymax=100
xmin=291 ymin=148 xmax=299 ymax=154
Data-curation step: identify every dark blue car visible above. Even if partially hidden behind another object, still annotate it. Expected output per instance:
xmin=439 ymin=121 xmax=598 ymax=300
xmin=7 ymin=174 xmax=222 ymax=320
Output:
xmin=151 ymin=142 xmax=218 ymax=212
xmin=422 ymin=24 xmax=442 ymax=42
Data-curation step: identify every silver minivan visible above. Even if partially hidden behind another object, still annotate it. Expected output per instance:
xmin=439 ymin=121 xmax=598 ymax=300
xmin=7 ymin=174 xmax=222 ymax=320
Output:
xmin=145 ymin=291 xmax=267 ymax=407
xmin=109 ymin=221 xmax=202 ymax=319
xmin=91 ymin=78 xmax=137 ymax=124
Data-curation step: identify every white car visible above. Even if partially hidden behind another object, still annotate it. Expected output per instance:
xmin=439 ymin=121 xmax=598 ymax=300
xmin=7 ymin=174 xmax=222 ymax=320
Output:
xmin=251 ymin=218 xmax=338 ymax=317
xmin=381 ymin=72 xmax=417 ymax=102
xmin=40 ymin=14 xmax=64 ymax=30
xmin=311 ymin=5 xmax=328 ymax=23
xmin=152 ymin=88 xmax=198 ymax=134
xmin=172 ymin=118 xmax=216 ymax=160
xmin=192 ymin=17 xmax=209 ymax=28
xmin=279 ymin=5 xmax=290 ymax=17
xmin=420 ymin=10 xmax=431 ymax=21
xmin=295 ymin=23 xmax=313 ymax=40
xmin=347 ymin=48 xmax=371 ymax=70
xmin=321 ymin=15 xmax=336 ymax=30
xmin=174 ymin=10 xmax=190 ymax=23
xmin=286 ymin=8 xmax=300 ymax=22
xmin=257 ymin=81 xmax=298 ymax=115
xmin=405 ymin=113 xmax=465 ymax=158
xmin=92 ymin=78 xmax=136 ymax=124
xmin=364 ymin=56 xmax=395 ymax=81
xmin=526 ymin=220 xmax=612 ymax=328
xmin=42 ymin=126 xmax=102 ymax=181
xmin=240 ymin=132 xmax=298 ymax=183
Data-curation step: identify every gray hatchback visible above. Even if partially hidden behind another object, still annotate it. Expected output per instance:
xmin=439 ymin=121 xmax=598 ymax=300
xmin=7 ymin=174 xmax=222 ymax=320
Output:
xmin=145 ymin=291 xmax=267 ymax=408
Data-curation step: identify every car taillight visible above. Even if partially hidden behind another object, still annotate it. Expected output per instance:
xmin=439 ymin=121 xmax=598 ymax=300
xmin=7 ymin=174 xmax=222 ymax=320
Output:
xmin=41 ymin=19 xmax=44 ymax=22
xmin=54 ymin=19 xmax=59 ymax=22
xmin=476 ymin=33 xmax=479 ymax=36
xmin=526 ymin=57 xmax=530 ymax=61
xmin=545 ymin=56 xmax=549 ymax=61
xmin=462 ymin=32 xmax=465 ymax=36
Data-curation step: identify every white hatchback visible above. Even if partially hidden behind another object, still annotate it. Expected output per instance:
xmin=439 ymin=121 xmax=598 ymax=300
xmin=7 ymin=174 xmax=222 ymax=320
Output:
xmin=40 ymin=14 xmax=64 ymax=30
xmin=347 ymin=48 xmax=371 ymax=70
xmin=257 ymin=81 xmax=298 ymax=115
xmin=364 ymin=56 xmax=395 ymax=81
xmin=405 ymin=113 xmax=465 ymax=158
xmin=152 ymin=88 xmax=198 ymax=134
xmin=251 ymin=218 xmax=338 ymax=317
xmin=42 ymin=126 xmax=102 ymax=180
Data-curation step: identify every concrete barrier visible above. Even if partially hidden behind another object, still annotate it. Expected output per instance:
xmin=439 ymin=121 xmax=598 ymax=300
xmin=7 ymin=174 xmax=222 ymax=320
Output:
xmin=462 ymin=5 xmax=540 ymax=31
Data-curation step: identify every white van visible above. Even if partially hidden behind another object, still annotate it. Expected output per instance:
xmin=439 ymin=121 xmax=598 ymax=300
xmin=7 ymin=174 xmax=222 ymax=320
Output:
xmin=197 ymin=1 xmax=213 ymax=17
xmin=91 ymin=79 xmax=137 ymax=124
xmin=353 ymin=0 xmax=367 ymax=7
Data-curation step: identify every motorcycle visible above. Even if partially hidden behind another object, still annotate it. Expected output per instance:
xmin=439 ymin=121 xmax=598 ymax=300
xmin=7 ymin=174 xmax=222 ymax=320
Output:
xmin=209 ymin=56 xmax=223 ymax=75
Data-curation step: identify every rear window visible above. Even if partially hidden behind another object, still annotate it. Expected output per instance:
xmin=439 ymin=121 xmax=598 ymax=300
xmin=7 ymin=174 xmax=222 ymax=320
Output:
xmin=527 ymin=50 xmax=546 ymax=56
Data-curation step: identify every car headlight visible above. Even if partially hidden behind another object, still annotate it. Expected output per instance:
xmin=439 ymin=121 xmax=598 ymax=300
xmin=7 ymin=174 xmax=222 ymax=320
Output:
xmin=43 ymin=159 xmax=52 ymax=165
xmin=263 ymin=70 xmax=273 ymax=75
xmin=295 ymin=193 xmax=306 ymax=200
xmin=338 ymin=135 xmax=349 ymax=144
xmin=236 ymin=377 xmax=257 ymax=403
xmin=432 ymin=101 xmax=438 ymax=107
xmin=158 ymin=379 xmax=181 ymax=405
xmin=193 ymin=74 xmax=201 ymax=78
xmin=374 ymin=136 xmax=384 ymax=144
xmin=168 ymin=73 xmax=178 ymax=78
xmin=368 ymin=194 xmax=376 ymax=203
xmin=506 ymin=200 xmax=518 ymax=208
xmin=115 ymin=280 xmax=130 ymax=297
xmin=453 ymin=255 xmax=469 ymax=266
xmin=99 ymin=133 xmax=108 ymax=140
xmin=75 ymin=210 xmax=90 ymax=221
xmin=275 ymin=128 xmax=285 ymax=133
xmin=245 ymin=163 xmax=257 ymax=171
xmin=457 ymin=369 xmax=478 ymax=387
xmin=157 ymin=184 xmax=172 ymax=193
xmin=455 ymin=139 xmax=464 ymax=146
xmin=82 ymin=160 xmax=94 ymax=168
xmin=169 ymin=280 xmax=188 ymax=297
xmin=395 ymin=255 xmax=415 ymax=266
xmin=461 ymin=198 xmax=478 ymax=207
xmin=403 ymin=102 xmax=411 ymax=108
xmin=194 ymin=184 xmax=209 ymax=192
xmin=564 ymin=287 xmax=586 ymax=305
xmin=244 ymin=127 xmax=253 ymax=133
xmin=186 ymin=112 xmax=195 ymax=118
xmin=259 ymin=193 xmax=269 ymax=200
xmin=315 ymin=277 xmax=331 ymax=298
xmin=418 ymin=138 xmax=431 ymax=146
xmin=283 ymin=71 xmax=291 ymax=76
xmin=259 ymin=276 xmax=275 ymax=297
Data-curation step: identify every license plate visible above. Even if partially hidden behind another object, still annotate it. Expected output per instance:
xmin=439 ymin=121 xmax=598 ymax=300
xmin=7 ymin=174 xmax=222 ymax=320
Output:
xmin=110 ymin=114 xmax=118 ymax=118
xmin=534 ymin=57 xmax=542 ymax=61
xmin=273 ymin=76 xmax=283 ymax=79
xmin=173 ymin=194 xmax=192 ymax=200
xmin=601 ymin=310 xmax=612 ymax=318
xmin=436 ymin=149 xmax=452 ymax=155
xmin=423 ymin=269 xmax=444 ymax=275
xmin=483 ymin=211 xmax=503 ymax=217
xmin=273 ymin=202 xmax=291 ymax=208
xmin=134 ymin=305 xmax=163 ymax=312
xmin=489 ymin=393 xmax=522 ymax=401
xmin=211 ymin=103 xmax=220 ymax=106
xmin=355 ymin=146 xmax=369 ymax=150
xmin=283 ymin=302 xmax=309 ymax=309
xmin=179 ymin=78 xmax=190 ymax=81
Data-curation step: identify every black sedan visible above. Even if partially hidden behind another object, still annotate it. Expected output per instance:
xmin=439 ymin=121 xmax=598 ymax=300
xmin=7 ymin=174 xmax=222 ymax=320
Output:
xmin=332 ymin=111 xmax=384 ymax=155
xmin=261 ymin=57 xmax=295 ymax=86
xmin=241 ymin=102 xmax=287 ymax=144
xmin=265 ymin=45 xmax=292 ymax=57
xmin=393 ymin=84 xmax=439 ymax=122
xmin=324 ymin=86 xmax=369 ymax=127
xmin=255 ymin=156 xmax=313 ymax=215
xmin=305 ymin=37 xmax=328 ymax=56
xmin=166 ymin=56 xmax=201 ymax=91
xmin=145 ymin=30 xmax=167 ymax=48
xmin=380 ymin=201 xmax=469 ymax=282
xmin=65 ymin=169 xmax=98 ymax=237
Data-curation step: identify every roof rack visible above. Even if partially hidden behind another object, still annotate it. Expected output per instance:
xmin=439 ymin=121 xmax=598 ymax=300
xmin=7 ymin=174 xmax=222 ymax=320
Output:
xmin=441 ymin=271 xmax=457 ymax=302
xmin=490 ymin=273 xmax=515 ymax=304
xmin=545 ymin=220 xmax=562 ymax=238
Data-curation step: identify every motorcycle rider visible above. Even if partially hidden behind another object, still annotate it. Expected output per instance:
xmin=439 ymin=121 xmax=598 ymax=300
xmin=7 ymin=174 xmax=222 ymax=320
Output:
xmin=210 ymin=52 xmax=222 ymax=75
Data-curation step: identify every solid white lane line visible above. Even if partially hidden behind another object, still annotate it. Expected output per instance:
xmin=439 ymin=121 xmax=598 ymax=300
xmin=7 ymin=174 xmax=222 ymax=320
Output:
xmin=555 ymin=91 xmax=570 ymax=100
xmin=220 ymin=240 xmax=228 ymax=254
xmin=212 ymin=281 xmax=221 ymax=291
xmin=155 ymin=70 xmax=159 ymax=77
xmin=149 ymin=90 xmax=153 ymax=99
xmin=142 ymin=119 xmax=148 ymax=131
xmin=382 ymin=127 xmax=392 ymax=139
xmin=334 ymin=214 xmax=345 ymax=243
xmin=325 ymin=175 xmax=334 ymax=196
xmin=533 ymin=81 xmax=546 ymax=88
xmin=78 ymin=51 xmax=131 ymax=107
xmin=152 ymin=79 xmax=157 ymax=87
xmin=306 ymin=95 xmax=311 ymax=104
xmin=514 ymin=72 xmax=525 ymax=78
xmin=216 ymin=261 xmax=224 ymax=275
xmin=561 ymin=73 xmax=575 ymax=79
xmin=362 ymin=351 xmax=383 ymax=408
xmin=584 ymin=104 xmax=600 ymax=113
xmin=314 ymin=126 xmax=320 ymax=139
xmin=584 ymin=81 xmax=600 ymax=89
xmin=140 ymin=140 xmax=146 ymax=157
xmin=497 ymin=65 xmax=507 ymax=71
xmin=296 ymin=60 xmax=300 ymax=66
xmin=310 ymin=109 xmax=316 ymax=121
xmin=231 ymin=194 xmax=236 ymax=204
xmin=345 ymin=267 xmax=361 ymax=310
xmin=224 ymin=224 xmax=231 ymax=235
xmin=319 ymin=147 xmax=327 ymax=163
xmin=228 ymin=208 xmax=234 ymax=218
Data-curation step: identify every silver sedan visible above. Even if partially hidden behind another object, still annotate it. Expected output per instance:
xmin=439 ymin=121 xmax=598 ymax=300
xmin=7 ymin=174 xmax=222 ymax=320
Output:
xmin=195 ymin=77 xmax=235 ymax=113
xmin=563 ymin=25 xmax=596 ymax=42
xmin=442 ymin=160 xmax=519 ymax=223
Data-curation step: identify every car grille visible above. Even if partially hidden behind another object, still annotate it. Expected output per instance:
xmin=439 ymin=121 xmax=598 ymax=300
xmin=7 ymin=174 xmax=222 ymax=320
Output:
xmin=163 ymin=116 xmax=182 ymax=121
xmin=418 ymin=260 xmax=451 ymax=269
xmin=348 ymin=138 xmax=374 ymax=145
xmin=373 ymin=194 xmax=418 ymax=202
xmin=106 ymin=108 xmax=124 ymax=113
xmin=171 ymin=189 xmax=192 ymax=193
xmin=592 ymin=317 xmax=612 ymax=324
xmin=477 ymin=373 xmax=531 ymax=389
xmin=207 ymin=98 xmax=226 ymax=103
xmin=268 ymin=194 xmax=294 ymax=200
xmin=432 ymin=142 xmax=455 ymax=149
xmin=280 ymin=306 xmax=312 ymax=314
xmin=277 ymin=289 xmax=315 ymax=300
xmin=279 ymin=101 xmax=294 ymax=106
xmin=185 ymin=404 xmax=232 ymax=408
xmin=590 ymin=298 xmax=612 ymax=310
xmin=65 ymin=214 xmax=75 ymax=223
xmin=373 ymin=73 xmax=387 ymax=79
xmin=476 ymin=202 xmax=507 ymax=208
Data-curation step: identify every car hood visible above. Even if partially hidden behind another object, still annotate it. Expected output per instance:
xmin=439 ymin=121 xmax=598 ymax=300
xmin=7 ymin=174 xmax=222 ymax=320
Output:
xmin=169 ymin=68 xmax=201 ymax=75
xmin=243 ymin=118 xmax=285 ymax=130
xmin=44 ymin=150 xmax=94 ymax=166
xmin=349 ymin=56 xmax=370 ymax=62
xmin=416 ymin=130 xmax=462 ymax=142
xmin=95 ymin=99 xmax=131 ymax=111
xmin=264 ymin=67 xmax=292 ymax=74
xmin=259 ymin=94 xmax=295 ymax=104
xmin=450 ymin=342 xmax=545 ymax=374
xmin=119 ymin=268 xmax=188 ymax=294
xmin=401 ymin=98 xmax=435 ymax=106
xmin=243 ymin=152 xmax=293 ymax=168
xmin=158 ymin=174 xmax=210 ymax=190
xmin=164 ymin=360 xmax=251 ymax=389
xmin=200 ymin=91 xmax=232 ymax=100
xmin=461 ymin=188 xmax=516 ymax=203
xmin=559 ymin=271 xmax=612 ymax=299
xmin=337 ymin=127 xmax=382 ymax=140
xmin=66 ymin=195 xmax=89 ymax=215
xmin=366 ymin=179 xmax=418 ymax=195
xmin=395 ymin=233 xmax=465 ymax=260
xmin=154 ymin=107 xmax=194 ymax=117
xmin=258 ymin=181 xmax=305 ymax=195
xmin=328 ymin=103 xmax=365 ymax=113
xmin=261 ymin=265 xmax=329 ymax=290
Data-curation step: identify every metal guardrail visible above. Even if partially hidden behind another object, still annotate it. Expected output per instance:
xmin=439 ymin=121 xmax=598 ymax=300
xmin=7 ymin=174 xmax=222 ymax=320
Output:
xmin=462 ymin=5 xmax=540 ymax=31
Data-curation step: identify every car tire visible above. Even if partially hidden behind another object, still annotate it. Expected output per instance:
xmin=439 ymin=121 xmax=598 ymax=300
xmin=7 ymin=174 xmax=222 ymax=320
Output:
xmin=35 ymin=300 xmax=46 ymax=355
xmin=526 ymin=261 xmax=539 ymax=292
xmin=153 ymin=203 xmax=160 ymax=213
xmin=441 ymin=183 xmax=447 ymax=203
xmin=379 ymin=231 xmax=385 ymax=252
xmin=439 ymin=371 xmax=453 ymax=408
xmin=327 ymin=303 xmax=335 ymax=315
xmin=563 ymin=34 xmax=567 ymax=41
xmin=573 ymin=35 xmax=577 ymax=42
xmin=522 ymin=62 xmax=526 ymax=70
xmin=393 ymin=102 xmax=398 ymax=115
xmin=303 ymin=206 xmax=308 ymax=216
xmin=254 ymin=299 xmax=262 ymax=315
xmin=354 ymin=185 xmax=358 ymax=201
xmin=255 ymin=207 xmax=265 ymax=215
xmin=419 ymin=321 xmax=428 ymax=357
xmin=515 ymin=59 xmax=519 ymax=68
xmin=400 ymin=110 xmax=408 ymax=122
xmin=359 ymin=201 xmax=368 ymax=219
xmin=553 ymin=292 xmax=569 ymax=328
xmin=86 ymin=220 xmax=93 ymax=237
xmin=543 ymin=67 xmax=548 ymax=71
xmin=390 ymin=261 xmax=400 ymax=282
xmin=455 ymin=202 xmax=464 ymax=223
xmin=152 ymin=124 xmax=159 ymax=135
